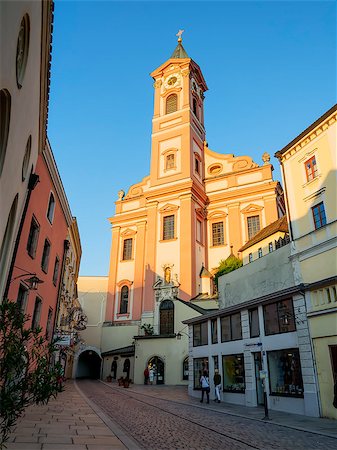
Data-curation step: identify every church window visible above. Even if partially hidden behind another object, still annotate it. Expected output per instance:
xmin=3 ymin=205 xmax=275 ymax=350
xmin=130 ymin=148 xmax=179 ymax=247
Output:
xmin=195 ymin=157 xmax=200 ymax=174
xmin=165 ymin=153 xmax=175 ymax=170
xmin=122 ymin=238 xmax=133 ymax=260
xmin=166 ymin=94 xmax=177 ymax=114
xmin=212 ymin=222 xmax=224 ymax=246
xmin=120 ymin=286 xmax=129 ymax=314
xmin=159 ymin=299 xmax=174 ymax=335
xmin=196 ymin=219 xmax=202 ymax=243
xmin=193 ymin=98 xmax=198 ymax=118
xmin=0 ymin=89 xmax=11 ymax=176
xmin=247 ymin=215 xmax=260 ymax=240
xmin=163 ymin=215 xmax=174 ymax=240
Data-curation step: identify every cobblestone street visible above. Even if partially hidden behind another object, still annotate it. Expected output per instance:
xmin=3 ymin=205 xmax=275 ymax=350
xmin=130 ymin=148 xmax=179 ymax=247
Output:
xmin=78 ymin=380 xmax=337 ymax=450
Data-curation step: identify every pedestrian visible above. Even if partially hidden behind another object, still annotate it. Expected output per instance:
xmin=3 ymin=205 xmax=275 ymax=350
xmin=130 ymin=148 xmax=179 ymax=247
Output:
xmin=200 ymin=370 xmax=210 ymax=403
xmin=149 ymin=367 xmax=154 ymax=385
xmin=213 ymin=369 xmax=222 ymax=403
xmin=144 ymin=366 xmax=149 ymax=385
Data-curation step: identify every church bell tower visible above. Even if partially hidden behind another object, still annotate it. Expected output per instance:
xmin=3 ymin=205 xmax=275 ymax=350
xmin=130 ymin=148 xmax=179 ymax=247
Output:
xmin=149 ymin=32 xmax=208 ymax=189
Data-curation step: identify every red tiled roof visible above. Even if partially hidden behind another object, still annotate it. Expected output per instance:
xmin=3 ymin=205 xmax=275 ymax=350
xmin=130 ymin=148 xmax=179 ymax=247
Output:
xmin=239 ymin=216 xmax=288 ymax=252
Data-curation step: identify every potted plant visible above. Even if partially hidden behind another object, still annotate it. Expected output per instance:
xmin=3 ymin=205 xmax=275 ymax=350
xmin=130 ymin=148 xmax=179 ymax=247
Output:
xmin=123 ymin=378 xmax=131 ymax=388
xmin=106 ymin=374 xmax=112 ymax=382
xmin=118 ymin=376 xmax=124 ymax=386
xmin=141 ymin=323 xmax=154 ymax=336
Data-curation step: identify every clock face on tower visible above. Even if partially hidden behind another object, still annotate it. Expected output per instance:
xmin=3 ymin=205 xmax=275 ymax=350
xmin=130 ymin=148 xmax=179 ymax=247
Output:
xmin=164 ymin=73 xmax=180 ymax=89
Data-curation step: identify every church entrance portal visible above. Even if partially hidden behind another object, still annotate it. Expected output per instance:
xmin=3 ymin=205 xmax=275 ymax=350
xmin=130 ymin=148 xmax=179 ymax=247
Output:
xmin=76 ymin=350 xmax=101 ymax=379
xmin=148 ymin=356 xmax=164 ymax=385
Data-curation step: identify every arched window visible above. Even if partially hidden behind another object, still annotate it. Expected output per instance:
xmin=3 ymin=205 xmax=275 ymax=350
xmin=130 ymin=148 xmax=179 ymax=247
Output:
xmin=47 ymin=192 xmax=55 ymax=224
xmin=120 ymin=286 xmax=129 ymax=314
xmin=159 ymin=299 xmax=174 ymax=335
xmin=166 ymin=94 xmax=177 ymax=114
xmin=193 ymin=98 xmax=198 ymax=118
xmin=0 ymin=89 xmax=11 ymax=176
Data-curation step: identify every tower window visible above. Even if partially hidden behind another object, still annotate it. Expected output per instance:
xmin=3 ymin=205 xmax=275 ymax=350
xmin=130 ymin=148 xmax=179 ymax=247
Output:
xmin=166 ymin=94 xmax=177 ymax=114
xmin=195 ymin=157 xmax=200 ymax=174
xmin=165 ymin=153 xmax=175 ymax=170
xmin=212 ymin=222 xmax=224 ymax=246
xmin=122 ymin=238 xmax=133 ymax=260
xmin=120 ymin=286 xmax=129 ymax=314
xmin=192 ymin=98 xmax=198 ymax=118
xmin=247 ymin=216 xmax=260 ymax=240
xmin=163 ymin=215 xmax=175 ymax=240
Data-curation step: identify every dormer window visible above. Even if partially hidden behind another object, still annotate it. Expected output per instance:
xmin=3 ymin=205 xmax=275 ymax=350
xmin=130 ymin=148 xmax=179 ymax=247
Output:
xmin=166 ymin=94 xmax=177 ymax=114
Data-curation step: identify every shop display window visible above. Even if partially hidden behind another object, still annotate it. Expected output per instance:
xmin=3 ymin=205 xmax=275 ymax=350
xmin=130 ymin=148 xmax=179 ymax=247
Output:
xmin=267 ymin=349 xmax=304 ymax=397
xmin=211 ymin=318 xmax=218 ymax=344
xmin=193 ymin=357 xmax=209 ymax=389
xmin=222 ymin=354 xmax=245 ymax=393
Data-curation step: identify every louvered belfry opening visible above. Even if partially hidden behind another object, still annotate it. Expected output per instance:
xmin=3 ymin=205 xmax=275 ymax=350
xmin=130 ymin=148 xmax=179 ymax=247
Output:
xmin=159 ymin=299 xmax=174 ymax=335
xmin=166 ymin=94 xmax=177 ymax=114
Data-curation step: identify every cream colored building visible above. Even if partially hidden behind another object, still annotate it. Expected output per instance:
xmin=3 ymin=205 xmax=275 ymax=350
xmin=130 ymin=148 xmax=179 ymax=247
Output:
xmin=76 ymin=276 xmax=108 ymax=379
xmin=100 ymin=36 xmax=284 ymax=385
xmin=275 ymin=104 xmax=337 ymax=419
xmin=0 ymin=0 xmax=53 ymax=300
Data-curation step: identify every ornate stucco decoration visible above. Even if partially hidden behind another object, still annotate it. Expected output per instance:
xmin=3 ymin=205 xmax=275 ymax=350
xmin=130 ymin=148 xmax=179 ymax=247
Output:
xmin=262 ymin=152 xmax=271 ymax=165
xmin=153 ymin=265 xmax=180 ymax=302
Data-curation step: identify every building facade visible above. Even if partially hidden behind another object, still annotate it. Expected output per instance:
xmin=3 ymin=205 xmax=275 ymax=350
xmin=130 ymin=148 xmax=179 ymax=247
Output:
xmin=276 ymin=104 xmax=337 ymax=419
xmin=101 ymin=36 xmax=284 ymax=385
xmin=0 ymin=0 xmax=53 ymax=301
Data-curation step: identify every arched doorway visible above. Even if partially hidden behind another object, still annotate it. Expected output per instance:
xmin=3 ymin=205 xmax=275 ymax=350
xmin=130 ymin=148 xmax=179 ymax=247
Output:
xmin=148 ymin=356 xmax=164 ymax=385
xmin=76 ymin=350 xmax=101 ymax=379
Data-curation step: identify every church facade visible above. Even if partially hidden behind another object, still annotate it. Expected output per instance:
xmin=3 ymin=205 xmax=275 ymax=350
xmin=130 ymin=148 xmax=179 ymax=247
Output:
xmin=101 ymin=36 xmax=284 ymax=385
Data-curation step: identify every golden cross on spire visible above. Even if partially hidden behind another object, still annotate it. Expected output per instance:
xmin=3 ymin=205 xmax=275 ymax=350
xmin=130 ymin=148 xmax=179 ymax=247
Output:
xmin=176 ymin=29 xmax=184 ymax=42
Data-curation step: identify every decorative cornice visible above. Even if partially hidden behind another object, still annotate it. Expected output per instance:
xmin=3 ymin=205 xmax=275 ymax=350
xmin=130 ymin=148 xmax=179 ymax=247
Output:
xmin=275 ymin=105 xmax=337 ymax=161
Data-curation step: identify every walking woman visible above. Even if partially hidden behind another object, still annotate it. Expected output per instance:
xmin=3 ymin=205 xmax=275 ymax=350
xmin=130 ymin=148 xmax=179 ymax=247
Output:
xmin=200 ymin=370 xmax=210 ymax=403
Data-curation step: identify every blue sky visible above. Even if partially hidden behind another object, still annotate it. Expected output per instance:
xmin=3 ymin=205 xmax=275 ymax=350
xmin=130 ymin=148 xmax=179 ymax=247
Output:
xmin=48 ymin=1 xmax=336 ymax=276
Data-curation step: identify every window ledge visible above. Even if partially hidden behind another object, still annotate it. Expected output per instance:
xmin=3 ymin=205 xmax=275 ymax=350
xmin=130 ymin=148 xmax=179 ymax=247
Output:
xmin=210 ymin=244 xmax=226 ymax=248
xmin=302 ymin=173 xmax=321 ymax=188
xmin=116 ymin=313 xmax=130 ymax=318
xmin=159 ymin=238 xmax=178 ymax=243
xmin=120 ymin=259 xmax=134 ymax=263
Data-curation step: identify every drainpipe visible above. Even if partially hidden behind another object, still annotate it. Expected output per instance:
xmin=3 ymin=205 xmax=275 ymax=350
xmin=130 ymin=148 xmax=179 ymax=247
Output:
xmin=3 ymin=173 xmax=40 ymax=300
xmin=279 ymin=160 xmax=294 ymax=242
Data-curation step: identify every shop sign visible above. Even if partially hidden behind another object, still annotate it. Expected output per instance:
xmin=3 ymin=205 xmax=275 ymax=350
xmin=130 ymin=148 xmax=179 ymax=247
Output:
xmin=54 ymin=333 xmax=71 ymax=347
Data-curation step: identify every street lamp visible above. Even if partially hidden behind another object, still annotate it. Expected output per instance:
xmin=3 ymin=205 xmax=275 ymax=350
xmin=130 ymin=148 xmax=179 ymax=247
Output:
xmin=175 ymin=330 xmax=189 ymax=340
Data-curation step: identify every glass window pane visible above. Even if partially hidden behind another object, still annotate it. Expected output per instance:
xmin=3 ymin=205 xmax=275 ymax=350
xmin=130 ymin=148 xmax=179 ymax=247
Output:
xmin=222 ymin=354 xmax=245 ymax=393
xmin=163 ymin=215 xmax=174 ymax=240
xmin=193 ymin=358 xmax=208 ymax=389
xmin=193 ymin=324 xmax=201 ymax=347
xmin=201 ymin=321 xmax=208 ymax=346
xmin=267 ymin=349 xmax=304 ymax=397
xmin=221 ymin=316 xmax=231 ymax=342
xmin=231 ymin=313 xmax=242 ymax=340
xmin=263 ymin=303 xmax=279 ymax=335
xmin=277 ymin=299 xmax=296 ymax=333
xmin=212 ymin=222 xmax=224 ymax=246
xmin=211 ymin=319 xmax=218 ymax=344
xmin=249 ymin=308 xmax=260 ymax=338
xmin=247 ymin=216 xmax=260 ymax=239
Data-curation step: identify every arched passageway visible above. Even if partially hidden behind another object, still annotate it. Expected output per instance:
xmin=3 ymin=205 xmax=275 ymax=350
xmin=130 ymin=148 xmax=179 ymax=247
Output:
xmin=148 ymin=356 xmax=165 ymax=385
xmin=76 ymin=350 xmax=101 ymax=379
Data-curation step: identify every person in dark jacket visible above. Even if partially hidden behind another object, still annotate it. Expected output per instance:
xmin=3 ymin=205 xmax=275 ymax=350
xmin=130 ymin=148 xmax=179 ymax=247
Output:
xmin=213 ymin=369 xmax=222 ymax=403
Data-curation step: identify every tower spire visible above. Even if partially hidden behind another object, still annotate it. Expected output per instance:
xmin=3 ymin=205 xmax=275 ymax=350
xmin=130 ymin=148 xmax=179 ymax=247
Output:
xmin=171 ymin=30 xmax=189 ymax=59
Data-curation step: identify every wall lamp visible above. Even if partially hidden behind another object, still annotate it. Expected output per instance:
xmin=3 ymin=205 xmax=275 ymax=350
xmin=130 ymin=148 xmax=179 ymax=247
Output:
xmin=11 ymin=267 xmax=44 ymax=291
xmin=175 ymin=330 xmax=189 ymax=340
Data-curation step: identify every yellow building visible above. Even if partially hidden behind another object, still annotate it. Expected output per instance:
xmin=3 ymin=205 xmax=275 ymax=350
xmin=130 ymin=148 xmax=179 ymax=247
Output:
xmin=100 ymin=35 xmax=284 ymax=385
xmin=275 ymin=104 xmax=337 ymax=419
